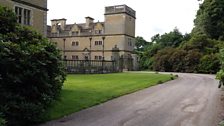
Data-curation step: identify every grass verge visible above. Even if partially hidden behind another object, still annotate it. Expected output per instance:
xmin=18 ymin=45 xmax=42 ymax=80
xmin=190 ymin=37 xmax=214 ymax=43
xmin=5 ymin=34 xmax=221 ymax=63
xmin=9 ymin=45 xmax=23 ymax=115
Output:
xmin=41 ymin=72 xmax=174 ymax=122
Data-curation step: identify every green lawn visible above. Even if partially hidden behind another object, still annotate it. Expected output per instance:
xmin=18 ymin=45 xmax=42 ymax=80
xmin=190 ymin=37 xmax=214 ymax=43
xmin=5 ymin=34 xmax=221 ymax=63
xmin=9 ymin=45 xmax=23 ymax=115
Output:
xmin=41 ymin=72 xmax=174 ymax=121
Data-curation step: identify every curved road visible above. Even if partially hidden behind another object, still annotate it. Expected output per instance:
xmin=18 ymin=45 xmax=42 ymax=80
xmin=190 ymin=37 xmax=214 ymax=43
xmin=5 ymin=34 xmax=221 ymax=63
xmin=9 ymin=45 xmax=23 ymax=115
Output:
xmin=40 ymin=73 xmax=223 ymax=126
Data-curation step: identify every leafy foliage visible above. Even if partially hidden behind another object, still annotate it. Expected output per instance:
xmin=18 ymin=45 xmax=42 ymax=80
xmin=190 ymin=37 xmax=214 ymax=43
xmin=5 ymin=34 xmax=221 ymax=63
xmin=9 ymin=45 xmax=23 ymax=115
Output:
xmin=136 ymin=28 xmax=195 ymax=72
xmin=156 ymin=28 xmax=185 ymax=48
xmin=184 ymin=50 xmax=202 ymax=73
xmin=217 ymin=49 xmax=224 ymax=81
xmin=135 ymin=0 xmax=224 ymax=74
xmin=152 ymin=47 xmax=206 ymax=73
xmin=0 ymin=113 xmax=6 ymax=126
xmin=135 ymin=36 xmax=154 ymax=69
xmin=182 ymin=35 xmax=218 ymax=53
xmin=135 ymin=36 xmax=150 ymax=51
xmin=0 ymin=6 xmax=17 ymax=33
xmin=153 ymin=47 xmax=176 ymax=72
xmin=198 ymin=54 xmax=220 ymax=74
xmin=168 ymin=49 xmax=187 ymax=72
xmin=0 ymin=6 xmax=66 ymax=126
xmin=193 ymin=0 xmax=224 ymax=40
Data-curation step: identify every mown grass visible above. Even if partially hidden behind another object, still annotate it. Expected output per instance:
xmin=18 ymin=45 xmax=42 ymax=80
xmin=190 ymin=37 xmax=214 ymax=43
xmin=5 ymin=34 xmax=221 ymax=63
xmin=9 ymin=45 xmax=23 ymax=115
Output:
xmin=41 ymin=72 xmax=174 ymax=121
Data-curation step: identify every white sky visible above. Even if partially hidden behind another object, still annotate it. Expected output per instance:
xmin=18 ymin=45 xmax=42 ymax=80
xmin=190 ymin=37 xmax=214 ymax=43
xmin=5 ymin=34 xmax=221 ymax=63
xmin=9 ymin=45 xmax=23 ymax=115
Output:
xmin=47 ymin=0 xmax=200 ymax=41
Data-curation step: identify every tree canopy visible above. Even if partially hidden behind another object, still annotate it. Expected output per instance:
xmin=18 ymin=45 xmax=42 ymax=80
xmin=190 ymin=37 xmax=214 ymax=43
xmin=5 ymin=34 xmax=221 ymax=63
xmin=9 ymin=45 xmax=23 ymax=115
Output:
xmin=192 ymin=0 xmax=224 ymax=40
xmin=135 ymin=0 xmax=224 ymax=73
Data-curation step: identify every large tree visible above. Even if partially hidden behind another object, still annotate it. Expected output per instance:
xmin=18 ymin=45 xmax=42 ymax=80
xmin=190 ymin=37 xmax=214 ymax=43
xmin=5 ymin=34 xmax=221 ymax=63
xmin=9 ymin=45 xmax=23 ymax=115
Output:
xmin=135 ymin=0 xmax=224 ymax=73
xmin=156 ymin=28 xmax=184 ymax=48
xmin=192 ymin=0 xmax=224 ymax=40
xmin=134 ymin=36 xmax=150 ymax=52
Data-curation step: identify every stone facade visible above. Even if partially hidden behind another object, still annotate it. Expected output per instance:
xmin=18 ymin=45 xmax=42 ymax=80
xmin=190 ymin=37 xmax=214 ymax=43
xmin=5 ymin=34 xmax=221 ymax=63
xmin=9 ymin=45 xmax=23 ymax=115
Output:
xmin=48 ymin=5 xmax=139 ymax=70
xmin=0 ymin=0 xmax=48 ymax=36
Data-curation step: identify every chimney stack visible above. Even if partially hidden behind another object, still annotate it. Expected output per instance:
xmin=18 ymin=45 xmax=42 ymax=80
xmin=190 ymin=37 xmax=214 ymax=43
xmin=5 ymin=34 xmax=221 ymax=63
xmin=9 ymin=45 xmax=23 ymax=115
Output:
xmin=85 ymin=17 xmax=94 ymax=28
xmin=51 ymin=18 xmax=67 ymax=31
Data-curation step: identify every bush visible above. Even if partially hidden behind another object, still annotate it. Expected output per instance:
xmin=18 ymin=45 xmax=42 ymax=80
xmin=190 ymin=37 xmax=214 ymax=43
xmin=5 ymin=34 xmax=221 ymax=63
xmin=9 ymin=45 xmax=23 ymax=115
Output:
xmin=219 ymin=121 xmax=224 ymax=126
xmin=0 ymin=118 xmax=6 ymax=126
xmin=153 ymin=47 xmax=176 ymax=72
xmin=184 ymin=50 xmax=202 ymax=73
xmin=198 ymin=54 xmax=220 ymax=74
xmin=0 ymin=6 xmax=17 ymax=33
xmin=0 ymin=6 xmax=66 ymax=126
xmin=0 ymin=113 xmax=6 ymax=126
xmin=217 ymin=49 xmax=224 ymax=82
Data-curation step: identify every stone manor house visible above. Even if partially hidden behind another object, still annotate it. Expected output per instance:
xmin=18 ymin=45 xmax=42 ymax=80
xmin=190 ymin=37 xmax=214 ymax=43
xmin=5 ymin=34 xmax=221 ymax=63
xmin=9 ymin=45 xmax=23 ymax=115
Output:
xmin=0 ymin=0 xmax=48 ymax=36
xmin=0 ymin=1 xmax=138 ymax=71
xmin=48 ymin=5 xmax=139 ymax=70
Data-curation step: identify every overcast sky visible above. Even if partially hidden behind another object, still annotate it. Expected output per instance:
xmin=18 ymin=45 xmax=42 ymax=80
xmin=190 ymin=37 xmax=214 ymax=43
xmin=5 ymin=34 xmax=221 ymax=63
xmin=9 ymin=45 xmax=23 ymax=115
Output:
xmin=47 ymin=0 xmax=200 ymax=41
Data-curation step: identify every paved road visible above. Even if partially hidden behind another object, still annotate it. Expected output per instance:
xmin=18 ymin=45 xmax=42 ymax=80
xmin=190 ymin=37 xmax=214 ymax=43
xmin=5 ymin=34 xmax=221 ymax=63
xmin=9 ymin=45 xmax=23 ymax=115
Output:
xmin=40 ymin=73 xmax=223 ymax=126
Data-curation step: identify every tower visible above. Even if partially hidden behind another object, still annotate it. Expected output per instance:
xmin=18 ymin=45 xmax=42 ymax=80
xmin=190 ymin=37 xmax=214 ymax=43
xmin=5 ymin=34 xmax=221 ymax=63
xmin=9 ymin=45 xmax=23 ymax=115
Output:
xmin=104 ymin=5 xmax=136 ymax=54
xmin=104 ymin=5 xmax=136 ymax=36
xmin=104 ymin=5 xmax=136 ymax=70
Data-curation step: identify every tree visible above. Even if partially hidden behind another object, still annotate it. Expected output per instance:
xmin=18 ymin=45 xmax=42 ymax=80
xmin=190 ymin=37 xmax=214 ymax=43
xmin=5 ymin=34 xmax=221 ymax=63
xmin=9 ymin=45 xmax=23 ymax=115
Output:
xmin=0 ymin=6 xmax=66 ymax=126
xmin=192 ymin=0 xmax=224 ymax=40
xmin=138 ymin=43 xmax=162 ymax=70
xmin=134 ymin=36 xmax=151 ymax=69
xmin=135 ymin=36 xmax=150 ymax=51
xmin=181 ymin=35 xmax=217 ymax=54
xmin=151 ymin=34 xmax=160 ymax=43
xmin=156 ymin=28 xmax=184 ymax=48
xmin=137 ymin=30 xmax=190 ymax=71
xmin=135 ymin=0 xmax=224 ymax=73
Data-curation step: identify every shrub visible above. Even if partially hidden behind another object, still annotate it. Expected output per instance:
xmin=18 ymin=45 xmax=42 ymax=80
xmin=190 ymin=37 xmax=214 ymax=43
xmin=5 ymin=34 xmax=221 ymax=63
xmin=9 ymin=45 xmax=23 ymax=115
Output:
xmin=0 ymin=6 xmax=66 ymax=126
xmin=153 ymin=47 xmax=176 ymax=72
xmin=216 ymin=49 xmax=224 ymax=82
xmin=219 ymin=121 xmax=224 ymax=126
xmin=0 ymin=6 xmax=17 ymax=33
xmin=198 ymin=54 xmax=220 ymax=74
xmin=0 ymin=113 xmax=6 ymax=126
xmin=0 ymin=118 xmax=6 ymax=126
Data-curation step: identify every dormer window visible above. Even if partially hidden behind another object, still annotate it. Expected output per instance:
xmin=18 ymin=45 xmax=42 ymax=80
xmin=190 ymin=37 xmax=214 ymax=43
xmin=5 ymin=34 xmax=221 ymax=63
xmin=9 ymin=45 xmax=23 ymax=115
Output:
xmin=72 ymin=31 xmax=79 ymax=35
